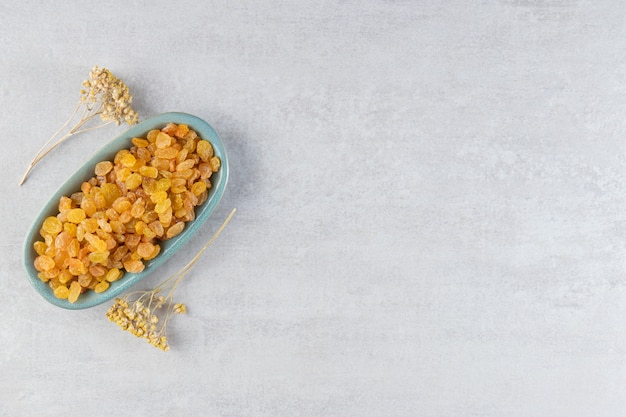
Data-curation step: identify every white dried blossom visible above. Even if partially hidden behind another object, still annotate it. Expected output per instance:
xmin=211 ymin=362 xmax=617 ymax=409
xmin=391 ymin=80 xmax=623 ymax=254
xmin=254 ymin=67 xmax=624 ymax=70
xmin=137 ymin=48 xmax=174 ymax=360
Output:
xmin=20 ymin=66 xmax=139 ymax=185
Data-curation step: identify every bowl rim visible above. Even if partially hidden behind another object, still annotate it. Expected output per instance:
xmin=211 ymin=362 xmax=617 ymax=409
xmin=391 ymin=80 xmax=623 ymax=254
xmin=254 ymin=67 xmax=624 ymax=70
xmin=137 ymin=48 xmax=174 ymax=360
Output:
xmin=22 ymin=112 xmax=229 ymax=310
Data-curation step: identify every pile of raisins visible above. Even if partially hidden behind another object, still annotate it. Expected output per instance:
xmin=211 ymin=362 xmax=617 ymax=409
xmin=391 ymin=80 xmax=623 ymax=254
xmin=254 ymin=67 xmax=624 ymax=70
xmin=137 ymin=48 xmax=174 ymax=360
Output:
xmin=33 ymin=123 xmax=221 ymax=303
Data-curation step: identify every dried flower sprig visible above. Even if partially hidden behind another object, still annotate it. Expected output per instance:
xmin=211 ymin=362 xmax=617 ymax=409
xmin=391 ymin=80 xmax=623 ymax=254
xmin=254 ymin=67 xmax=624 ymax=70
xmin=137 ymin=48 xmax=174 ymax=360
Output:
xmin=19 ymin=66 xmax=139 ymax=185
xmin=106 ymin=208 xmax=236 ymax=351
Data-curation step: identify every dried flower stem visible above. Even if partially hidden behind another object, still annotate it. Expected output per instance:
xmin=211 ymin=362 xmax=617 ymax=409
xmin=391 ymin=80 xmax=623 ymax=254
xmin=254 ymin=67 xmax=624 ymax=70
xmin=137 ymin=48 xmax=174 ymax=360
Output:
xmin=106 ymin=208 xmax=236 ymax=351
xmin=20 ymin=66 xmax=138 ymax=185
xmin=20 ymin=108 xmax=113 ymax=185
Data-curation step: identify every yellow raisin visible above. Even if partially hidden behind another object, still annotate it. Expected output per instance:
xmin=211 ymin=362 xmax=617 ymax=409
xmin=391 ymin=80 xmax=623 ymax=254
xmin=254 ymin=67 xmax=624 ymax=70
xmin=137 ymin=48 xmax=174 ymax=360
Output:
xmin=64 ymin=222 xmax=78 ymax=237
xmin=80 ymin=197 xmax=98 ymax=217
xmin=33 ymin=241 xmax=47 ymax=256
xmin=58 ymin=196 xmax=73 ymax=211
xmin=190 ymin=181 xmax=207 ymax=196
xmin=110 ymin=220 xmax=125 ymax=235
xmin=131 ymin=137 xmax=150 ymax=147
xmin=78 ymin=274 xmax=94 ymax=288
xmin=116 ymin=167 xmax=131 ymax=181
xmin=155 ymin=147 xmax=178 ymax=159
xmin=176 ymin=159 xmax=195 ymax=172
xmin=198 ymin=162 xmax=213 ymax=179
xmin=81 ymin=181 xmax=92 ymax=194
xmin=209 ymin=156 xmax=221 ymax=172
xmin=174 ymin=124 xmax=189 ymax=138
xmin=101 ymin=183 xmax=122 ymax=205
xmin=149 ymin=220 xmax=164 ymax=237
xmin=120 ymin=153 xmax=137 ymax=168
xmin=131 ymin=200 xmax=146 ymax=219
xmin=159 ymin=207 xmax=173 ymax=226
xmin=156 ymin=178 xmax=171 ymax=192
xmin=89 ymin=265 xmax=107 ymax=278
xmin=144 ymin=244 xmax=161 ymax=260
xmin=58 ymin=270 xmax=73 ymax=284
xmin=68 ymin=281 xmax=82 ymax=303
xmin=137 ymin=146 xmax=152 ymax=161
xmin=94 ymin=281 xmax=110 ymax=293
xmin=67 ymin=258 xmax=87 ymax=276
xmin=66 ymin=208 xmax=87 ymax=224
xmin=67 ymin=239 xmax=80 ymax=257
xmin=112 ymin=198 xmax=132 ymax=214
xmin=81 ymin=218 xmax=99 ymax=233
xmin=93 ymin=190 xmax=107 ymax=209
xmin=43 ymin=268 xmax=61 ymax=280
xmin=123 ymin=259 xmax=145 ymax=273
xmin=118 ymin=210 xmax=133 ymax=224
xmin=162 ymin=123 xmax=178 ymax=136
xmin=146 ymin=129 xmax=160 ymax=142
xmin=176 ymin=148 xmax=189 ymax=164
xmin=97 ymin=218 xmax=113 ymax=233
xmin=139 ymin=165 xmax=158 ymax=178
xmin=34 ymin=255 xmax=55 ymax=271
xmin=88 ymin=237 xmax=108 ymax=253
xmin=166 ymin=222 xmax=185 ymax=239
xmin=95 ymin=161 xmax=113 ymax=176
xmin=88 ymin=251 xmax=110 ymax=265
xmin=150 ymin=191 xmax=168 ymax=204
xmin=155 ymin=198 xmax=172 ymax=214
xmin=53 ymin=285 xmax=70 ymax=299
xmin=196 ymin=140 xmax=213 ymax=161
xmin=142 ymin=227 xmax=156 ymax=239
xmin=125 ymin=173 xmax=143 ymax=189
xmin=41 ymin=216 xmax=63 ymax=236
xmin=134 ymin=221 xmax=147 ymax=235
xmin=105 ymin=268 xmax=123 ymax=282
xmin=137 ymin=242 xmax=155 ymax=258
xmin=173 ymin=169 xmax=194 ymax=180
xmin=54 ymin=231 xmax=72 ymax=250
xmin=155 ymin=132 xmax=172 ymax=149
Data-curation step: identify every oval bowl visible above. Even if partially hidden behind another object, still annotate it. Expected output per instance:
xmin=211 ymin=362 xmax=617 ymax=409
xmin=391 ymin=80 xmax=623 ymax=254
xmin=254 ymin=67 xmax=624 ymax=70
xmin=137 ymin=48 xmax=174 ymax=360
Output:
xmin=23 ymin=112 xmax=229 ymax=310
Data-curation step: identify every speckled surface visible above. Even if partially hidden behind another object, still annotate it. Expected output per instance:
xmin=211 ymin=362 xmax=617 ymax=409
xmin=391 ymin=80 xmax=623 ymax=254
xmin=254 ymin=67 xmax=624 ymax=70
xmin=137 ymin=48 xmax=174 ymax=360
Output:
xmin=3 ymin=1 xmax=626 ymax=416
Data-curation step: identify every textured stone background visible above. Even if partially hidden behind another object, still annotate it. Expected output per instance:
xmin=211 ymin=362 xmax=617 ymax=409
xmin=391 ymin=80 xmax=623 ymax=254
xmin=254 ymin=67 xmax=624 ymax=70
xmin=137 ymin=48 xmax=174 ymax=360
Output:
xmin=2 ymin=1 xmax=626 ymax=416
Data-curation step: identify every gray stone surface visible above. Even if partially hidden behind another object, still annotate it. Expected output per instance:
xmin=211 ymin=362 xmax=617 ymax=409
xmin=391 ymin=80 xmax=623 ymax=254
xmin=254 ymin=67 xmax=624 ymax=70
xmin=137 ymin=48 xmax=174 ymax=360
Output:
xmin=2 ymin=0 xmax=626 ymax=416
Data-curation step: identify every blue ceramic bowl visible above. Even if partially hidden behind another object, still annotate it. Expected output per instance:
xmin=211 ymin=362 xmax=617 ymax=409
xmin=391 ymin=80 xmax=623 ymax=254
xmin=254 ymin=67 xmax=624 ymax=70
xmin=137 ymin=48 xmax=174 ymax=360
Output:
xmin=23 ymin=112 xmax=229 ymax=309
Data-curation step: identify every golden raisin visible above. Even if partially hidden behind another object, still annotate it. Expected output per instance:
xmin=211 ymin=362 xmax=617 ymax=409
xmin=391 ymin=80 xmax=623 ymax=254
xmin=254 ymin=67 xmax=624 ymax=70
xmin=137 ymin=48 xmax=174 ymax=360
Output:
xmin=41 ymin=216 xmax=63 ymax=236
xmin=191 ymin=181 xmax=207 ymax=196
xmin=166 ymin=222 xmax=185 ymax=239
xmin=53 ymin=285 xmax=70 ymax=299
xmin=139 ymin=165 xmax=158 ymax=178
xmin=123 ymin=259 xmax=145 ymax=273
xmin=105 ymin=268 xmax=123 ymax=282
xmin=58 ymin=196 xmax=73 ymax=211
xmin=196 ymin=140 xmax=213 ymax=161
xmin=155 ymin=147 xmax=178 ymax=159
xmin=137 ymin=242 xmax=155 ymax=258
xmin=125 ymin=173 xmax=143 ymax=189
xmin=68 ymin=281 xmax=82 ymax=303
xmin=209 ymin=156 xmax=221 ymax=172
xmin=95 ymin=161 xmax=113 ymax=176
xmin=120 ymin=153 xmax=137 ymax=168
xmin=146 ymin=129 xmax=160 ymax=142
xmin=174 ymin=124 xmax=189 ymax=138
xmin=131 ymin=137 xmax=150 ymax=147
xmin=67 ymin=258 xmax=88 ymax=276
xmin=34 ymin=255 xmax=55 ymax=272
xmin=155 ymin=132 xmax=172 ymax=149
xmin=94 ymin=281 xmax=110 ymax=293
xmin=33 ymin=241 xmax=47 ymax=256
